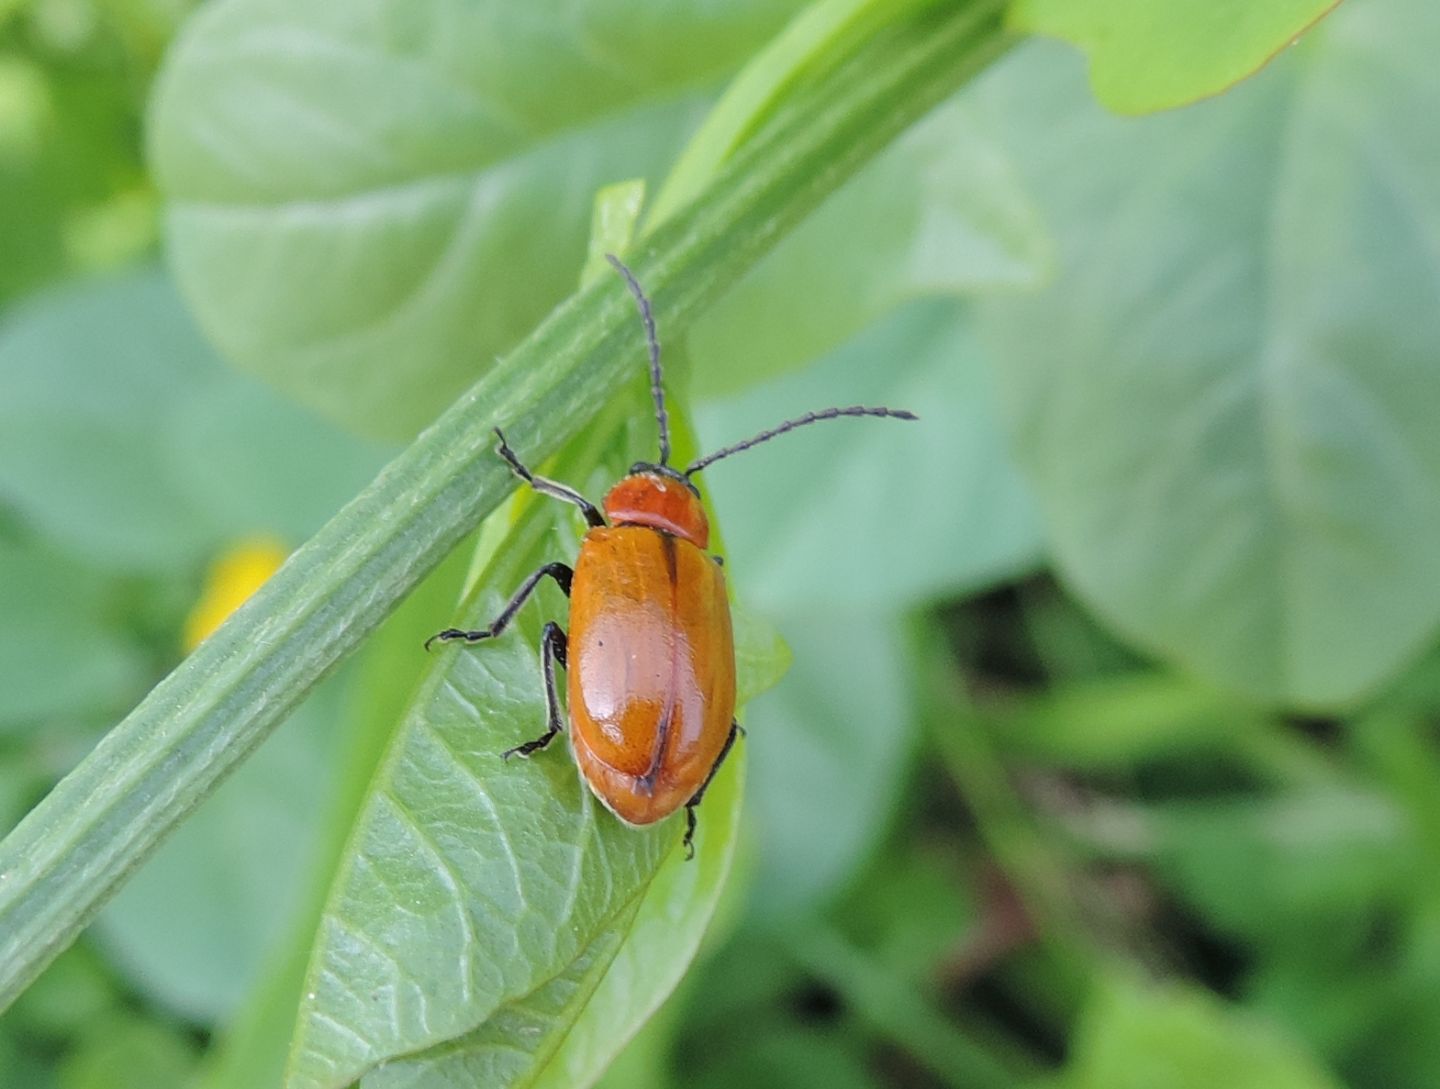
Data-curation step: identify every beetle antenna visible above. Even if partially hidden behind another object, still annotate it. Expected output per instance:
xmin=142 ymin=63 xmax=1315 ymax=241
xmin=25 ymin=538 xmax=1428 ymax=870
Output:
xmin=684 ymin=405 xmax=917 ymax=477
xmin=606 ymin=254 xmax=670 ymax=466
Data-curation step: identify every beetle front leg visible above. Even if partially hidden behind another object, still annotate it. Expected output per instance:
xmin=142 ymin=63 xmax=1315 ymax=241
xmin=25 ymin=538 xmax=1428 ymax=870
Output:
xmin=494 ymin=428 xmax=605 ymax=528
xmin=425 ymin=561 xmax=573 ymax=650
xmin=502 ymin=621 xmax=569 ymax=760
xmin=682 ymin=720 xmax=744 ymax=860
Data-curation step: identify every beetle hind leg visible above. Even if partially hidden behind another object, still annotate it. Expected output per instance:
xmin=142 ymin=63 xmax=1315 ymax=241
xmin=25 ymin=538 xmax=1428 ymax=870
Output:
xmin=682 ymin=719 xmax=743 ymax=860
xmin=502 ymin=621 xmax=569 ymax=760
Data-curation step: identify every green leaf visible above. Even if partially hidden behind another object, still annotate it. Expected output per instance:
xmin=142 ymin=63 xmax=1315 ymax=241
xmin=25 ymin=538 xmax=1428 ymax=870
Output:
xmin=699 ymin=301 xmax=1043 ymax=612
xmin=1066 ymin=974 xmax=1345 ymax=1089
xmin=979 ymin=3 xmax=1440 ymax=705
xmin=287 ymin=583 xmax=666 ymax=1088
xmin=528 ymin=746 xmax=742 ymax=1089
xmin=149 ymin=0 xmax=810 ymax=439
xmin=689 ymin=102 xmax=1048 ymax=398
xmin=384 ymin=741 xmax=745 ymax=1089
xmin=1010 ymin=0 xmax=1342 ymax=114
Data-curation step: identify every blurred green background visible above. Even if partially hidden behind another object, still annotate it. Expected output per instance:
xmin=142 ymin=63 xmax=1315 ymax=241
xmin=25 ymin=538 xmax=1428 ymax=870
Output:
xmin=3 ymin=0 xmax=1440 ymax=1086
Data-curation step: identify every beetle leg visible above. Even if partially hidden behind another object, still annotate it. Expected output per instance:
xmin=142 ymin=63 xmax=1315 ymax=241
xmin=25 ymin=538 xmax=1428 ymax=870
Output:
xmin=494 ymin=428 xmax=605 ymax=528
xmin=682 ymin=719 xmax=743 ymax=860
xmin=502 ymin=621 xmax=569 ymax=760
xmin=425 ymin=561 xmax=573 ymax=650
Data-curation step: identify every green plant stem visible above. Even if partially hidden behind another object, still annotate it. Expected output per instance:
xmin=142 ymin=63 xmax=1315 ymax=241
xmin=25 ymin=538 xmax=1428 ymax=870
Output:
xmin=648 ymin=0 xmax=947 ymax=226
xmin=0 ymin=0 xmax=1012 ymax=1010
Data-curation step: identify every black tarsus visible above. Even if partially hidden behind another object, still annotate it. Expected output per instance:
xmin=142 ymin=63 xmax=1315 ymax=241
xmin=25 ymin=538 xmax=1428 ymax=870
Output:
xmin=605 ymin=253 xmax=670 ymax=467
xmin=494 ymin=428 xmax=604 ymax=527
xmin=682 ymin=720 xmax=744 ymax=860
xmin=503 ymin=621 xmax=569 ymax=760
xmin=684 ymin=405 xmax=918 ymax=478
xmin=424 ymin=561 xmax=573 ymax=651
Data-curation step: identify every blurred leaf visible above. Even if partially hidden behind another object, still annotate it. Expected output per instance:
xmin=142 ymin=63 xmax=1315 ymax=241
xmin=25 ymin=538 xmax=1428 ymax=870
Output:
xmin=94 ymin=683 xmax=343 ymax=1024
xmin=732 ymin=602 xmax=792 ymax=707
xmin=1246 ymin=952 xmax=1399 ymax=1077
xmin=0 ymin=22 xmax=156 ymax=302
xmin=786 ymin=924 xmax=1024 ymax=1089
xmin=1010 ymin=0 xmax=1341 ymax=114
xmin=679 ymin=930 xmax=805 ymax=1034
xmin=56 ymin=1011 xmax=197 ymax=1089
xmin=1018 ymin=580 xmax=1149 ymax=682
xmin=992 ymin=673 xmax=1258 ymax=770
xmin=0 ymin=269 xmax=389 ymax=574
xmin=688 ymin=99 xmax=1048 ymax=398
xmin=0 ymin=271 xmax=223 ymax=568
xmin=0 ymin=538 xmax=146 ymax=728
xmin=836 ymin=843 xmax=979 ymax=988
xmin=1145 ymin=790 xmax=1412 ymax=947
xmin=1066 ymin=974 xmax=1344 ymax=1089
xmin=149 ymin=0 xmax=808 ymax=439
xmin=0 ymin=759 xmax=40 ymax=838
xmin=7 ymin=942 xmax=120 ymax=1043
xmin=0 ymin=1021 xmax=53 ymax=1089
xmin=979 ymin=3 xmax=1440 ymax=705
xmin=700 ymin=301 xmax=1043 ymax=614
xmin=744 ymin=606 xmax=915 ymax=920
xmin=589 ymin=983 xmax=682 ymax=1089
xmin=1327 ymin=894 xmax=1440 ymax=1089
xmin=168 ymin=382 xmax=393 ymax=545
xmin=692 ymin=1028 xmax=879 ymax=1089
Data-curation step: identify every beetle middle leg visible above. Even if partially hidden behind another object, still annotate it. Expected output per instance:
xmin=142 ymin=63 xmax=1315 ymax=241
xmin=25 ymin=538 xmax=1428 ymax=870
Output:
xmin=502 ymin=621 xmax=569 ymax=761
xmin=682 ymin=720 xmax=744 ymax=860
xmin=425 ymin=561 xmax=573 ymax=650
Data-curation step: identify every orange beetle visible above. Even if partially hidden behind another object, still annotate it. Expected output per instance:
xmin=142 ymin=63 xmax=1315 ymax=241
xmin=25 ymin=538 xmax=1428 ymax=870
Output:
xmin=429 ymin=256 xmax=915 ymax=856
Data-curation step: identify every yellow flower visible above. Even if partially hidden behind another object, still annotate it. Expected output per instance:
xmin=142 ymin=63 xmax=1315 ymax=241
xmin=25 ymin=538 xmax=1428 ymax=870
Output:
xmin=182 ymin=536 xmax=288 ymax=652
